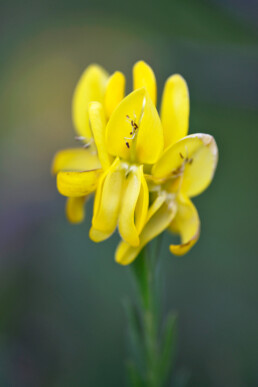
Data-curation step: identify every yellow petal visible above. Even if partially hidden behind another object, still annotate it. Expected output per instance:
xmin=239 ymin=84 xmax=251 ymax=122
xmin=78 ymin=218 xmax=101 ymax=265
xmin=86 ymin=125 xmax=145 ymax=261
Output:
xmin=89 ymin=102 xmax=112 ymax=170
xmin=118 ymin=167 xmax=142 ymax=246
xmin=104 ymin=71 xmax=125 ymax=118
xmin=133 ymin=61 xmax=157 ymax=105
xmin=106 ymin=88 xmax=163 ymax=164
xmin=92 ymin=158 xmax=125 ymax=235
xmin=180 ymin=135 xmax=218 ymax=197
xmin=135 ymin=91 xmax=164 ymax=164
xmin=72 ymin=64 xmax=108 ymax=139
xmin=89 ymin=226 xmax=113 ymax=243
xmin=51 ymin=148 xmax=101 ymax=175
xmin=169 ymin=194 xmax=200 ymax=256
xmin=66 ymin=196 xmax=86 ymax=224
xmin=57 ymin=169 xmax=102 ymax=197
xmin=115 ymin=201 xmax=176 ymax=265
xmin=161 ymin=74 xmax=189 ymax=148
xmin=152 ymin=134 xmax=218 ymax=197
xmin=146 ymin=191 xmax=167 ymax=222
xmin=105 ymin=88 xmax=144 ymax=161
xmin=134 ymin=167 xmax=149 ymax=234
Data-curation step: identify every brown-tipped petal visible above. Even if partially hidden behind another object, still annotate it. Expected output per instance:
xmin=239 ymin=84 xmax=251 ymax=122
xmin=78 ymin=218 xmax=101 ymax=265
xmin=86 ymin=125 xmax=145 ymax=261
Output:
xmin=169 ymin=194 xmax=200 ymax=256
xmin=152 ymin=133 xmax=218 ymax=197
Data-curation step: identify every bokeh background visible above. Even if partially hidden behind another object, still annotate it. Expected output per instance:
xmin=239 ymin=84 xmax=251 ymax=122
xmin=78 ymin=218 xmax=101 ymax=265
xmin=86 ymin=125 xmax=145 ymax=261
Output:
xmin=1 ymin=0 xmax=258 ymax=386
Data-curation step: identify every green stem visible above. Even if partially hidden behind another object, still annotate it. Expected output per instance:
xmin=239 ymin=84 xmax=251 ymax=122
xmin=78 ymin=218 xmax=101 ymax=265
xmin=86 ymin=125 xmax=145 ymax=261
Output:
xmin=127 ymin=237 xmax=178 ymax=387
xmin=130 ymin=239 xmax=162 ymax=387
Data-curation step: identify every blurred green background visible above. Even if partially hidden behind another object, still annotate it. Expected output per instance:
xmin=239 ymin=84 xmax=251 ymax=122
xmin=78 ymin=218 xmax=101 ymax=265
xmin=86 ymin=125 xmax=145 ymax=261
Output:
xmin=0 ymin=0 xmax=257 ymax=386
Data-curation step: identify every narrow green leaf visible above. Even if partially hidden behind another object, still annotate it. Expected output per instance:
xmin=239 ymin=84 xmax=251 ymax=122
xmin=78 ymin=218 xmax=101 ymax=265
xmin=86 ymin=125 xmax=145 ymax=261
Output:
xmin=123 ymin=298 xmax=145 ymax=370
xmin=158 ymin=312 xmax=178 ymax=386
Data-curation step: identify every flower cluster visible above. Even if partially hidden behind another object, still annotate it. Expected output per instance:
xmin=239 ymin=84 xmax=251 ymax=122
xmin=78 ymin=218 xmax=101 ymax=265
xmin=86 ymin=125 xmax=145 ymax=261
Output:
xmin=52 ymin=61 xmax=218 ymax=265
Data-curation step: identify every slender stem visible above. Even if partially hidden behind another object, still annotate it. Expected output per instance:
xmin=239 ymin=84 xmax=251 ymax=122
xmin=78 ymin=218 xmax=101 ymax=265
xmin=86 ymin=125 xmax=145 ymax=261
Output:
xmin=130 ymin=236 xmax=163 ymax=387
xmin=143 ymin=252 xmax=159 ymax=386
xmin=127 ymin=236 xmax=177 ymax=387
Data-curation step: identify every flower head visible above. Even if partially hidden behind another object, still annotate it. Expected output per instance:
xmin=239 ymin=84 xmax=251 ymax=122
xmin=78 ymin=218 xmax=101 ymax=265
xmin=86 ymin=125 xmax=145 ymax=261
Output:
xmin=52 ymin=61 xmax=218 ymax=264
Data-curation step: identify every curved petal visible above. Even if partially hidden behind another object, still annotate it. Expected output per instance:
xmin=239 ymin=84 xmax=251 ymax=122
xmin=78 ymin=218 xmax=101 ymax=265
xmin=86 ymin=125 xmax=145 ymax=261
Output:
xmin=106 ymin=88 xmax=163 ymax=164
xmin=89 ymin=102 xmax=112 ymax=170
xmin=118 ymin=166 xmax=147 ymax=247
xmin=91 ymin=158 xmax=125 ymax=236
xmin=115 ymin=200 xmax=176 ymax=265
xmin=169 ymin=194 xmax=200 ymax=255
xmin=146 ymin=190 xmax=167 ymax=221
xmin=133 ymin=61 xmax=157 ymax=105
xmin=66 ymin=196 xmax=86 ymax=224
xmin=180 ymin=135 xmax=218 ymax=197
xmin=161 ymin=74 xmax=189 ymax=148
xmin=105 ymin=88 xmax=145 ymax=161
xmin=152 ymin=134 xmax=218 ymax=197
xmin=51 ymin=148 xmax=101 ymax=175
xmin=72 ymin=64 xmax=108 ymax=139
xmin=89 ymin=227 xmax=113 ymax=243
xmin=135 ymin=91 xmax=164 ymax=164
xmin=57 ymin=169 xmax=102 ymax=197
xmin=104 ymin=71 xmax=125 ymax=118
xmin=134 ymin=166 xmax=149 ymax=234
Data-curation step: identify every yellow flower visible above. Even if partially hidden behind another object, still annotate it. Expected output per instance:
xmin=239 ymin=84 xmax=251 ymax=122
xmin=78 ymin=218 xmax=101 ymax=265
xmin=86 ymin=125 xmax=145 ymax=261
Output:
xmin=115 ymin=76 xmax=218 ymax=265
xmin=52 ymin=60 xmax=218 ymax=264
